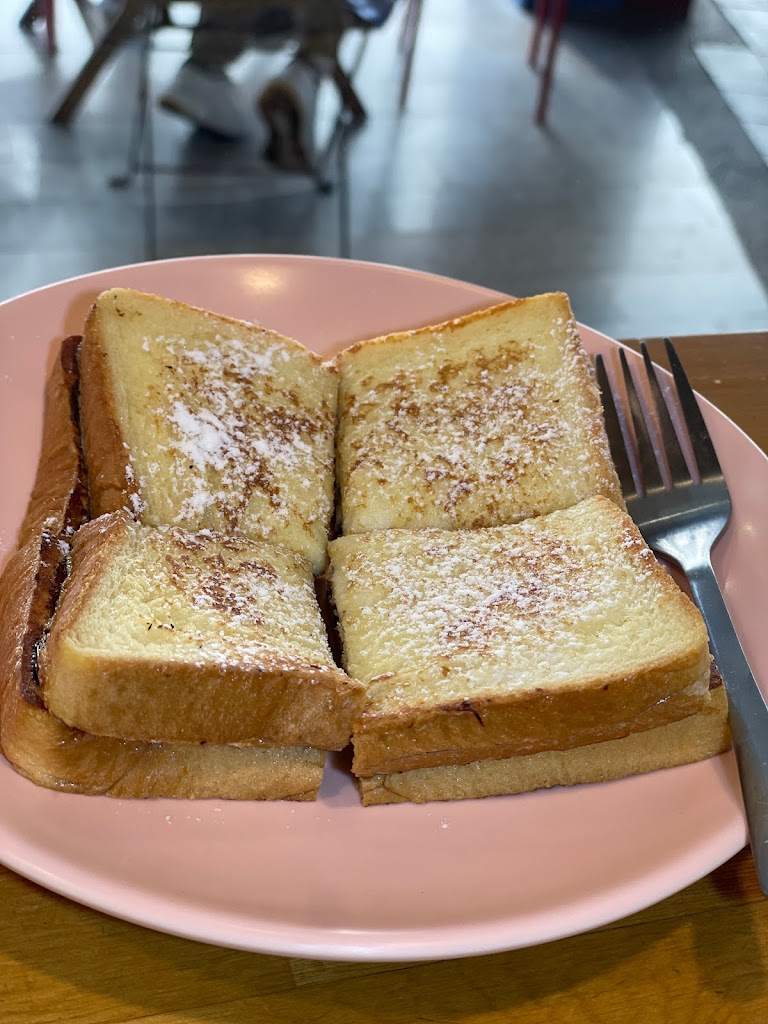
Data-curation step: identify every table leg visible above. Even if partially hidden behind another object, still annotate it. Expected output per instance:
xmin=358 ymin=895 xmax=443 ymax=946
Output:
xmin=50 ymin=0 xmax=146 ymax=125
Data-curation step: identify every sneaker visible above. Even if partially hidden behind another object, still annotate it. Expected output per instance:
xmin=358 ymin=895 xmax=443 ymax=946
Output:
xmin=159 ymin=61 xmax=252 ymax=140
xmin=257 ymin=57 xmax=323 ymax=173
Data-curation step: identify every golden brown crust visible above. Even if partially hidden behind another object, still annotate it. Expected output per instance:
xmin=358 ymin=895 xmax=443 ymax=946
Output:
xmin=40 ymin=513 xmax=363 ymax=749
xmin=18 ymin=336 xmax=90 ymax=546
xmin=80 ymin=304 xmax=140 ymax=519
xmin=335 ymin=300 xmax=522 ymax=363
xmin=352 ymin=660 xmax=713 ymax=776
xmin=359 ymin=685 xmax=730 ymax=804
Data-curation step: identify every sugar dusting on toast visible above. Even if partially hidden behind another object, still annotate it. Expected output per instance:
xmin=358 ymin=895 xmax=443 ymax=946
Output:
xmin=137 ymin=333 xmax=325 ymax=526
xmin=338 ymin=297 xmax=621 ymax=531
xmin=77 ymin=518 xmax=340 ymax=674
xmin=331 ymin=498 xmax=673 ymax=712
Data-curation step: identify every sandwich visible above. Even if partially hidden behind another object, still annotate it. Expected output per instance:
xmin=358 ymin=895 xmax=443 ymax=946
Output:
xmin=40 ymin=510 xmax=362 ymax=749
xmin=0 ymin=289 xmax=729 ymax=806
xmin=328 ymin=496 xmax=729 ymax=804
xmin=0 ymin=337 xmax=350 ymax=799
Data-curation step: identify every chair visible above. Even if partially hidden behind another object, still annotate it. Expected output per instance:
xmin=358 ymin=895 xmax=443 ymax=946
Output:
xmin=46 ymin=0 xmax=424 ymax=126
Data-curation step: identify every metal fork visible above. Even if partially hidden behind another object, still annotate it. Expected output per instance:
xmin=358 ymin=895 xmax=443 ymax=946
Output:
xmin=596 ymin=340 xmax=768 ymax=894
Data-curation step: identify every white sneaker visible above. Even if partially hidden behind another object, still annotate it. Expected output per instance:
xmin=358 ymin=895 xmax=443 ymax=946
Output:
xmin=159 ymin=61 xmax=252 ymax=140
xmin=257 ymin=57 xmax=324 ymax=173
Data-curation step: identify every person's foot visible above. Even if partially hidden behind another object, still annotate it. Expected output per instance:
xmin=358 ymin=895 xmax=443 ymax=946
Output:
xmin=159 ymin=61 xmax=252 ymax=140
xmin=257 ymin=57 xmax=324 ymax=173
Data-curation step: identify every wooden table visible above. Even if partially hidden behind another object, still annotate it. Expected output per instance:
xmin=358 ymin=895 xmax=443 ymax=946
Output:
xmin=1 ymin=332 xmax=766 ymax=1024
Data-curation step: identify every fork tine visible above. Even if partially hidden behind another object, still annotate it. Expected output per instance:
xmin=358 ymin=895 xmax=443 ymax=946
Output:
xmin=640 ymin=342 xmax=691 ymax=485
xmin=664 ymin=339 xmax=722 ymax=481
xmin=595 ymin=354 xmax=636 ymax=497
xmin=619 ymin=348 xmax=665 ymax=493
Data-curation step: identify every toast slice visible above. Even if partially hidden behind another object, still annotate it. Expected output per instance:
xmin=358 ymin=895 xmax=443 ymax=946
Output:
xmin=0 ymin=535 xmax=324 ymax=799
xmin=358 ymin=681 xmax=730 ymax=804
xmin=40 ymin=512 xmax=363 ymax=747
xmin=0 ymin=337 xmax=326 ymax=798
xmin=80 ymin=288 xmax=336 ymax=572
xmin=328 ymin=496 xmax=719 ymax=777
xmin=335 ymin=293 xmax=623 ymax=535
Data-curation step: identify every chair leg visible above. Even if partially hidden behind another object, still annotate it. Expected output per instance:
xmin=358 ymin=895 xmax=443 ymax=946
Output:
xmin=528 ymin=0 xmax=549 ymax=69
xmin=332 ymin=60 xmax=367 ymax=125
xmin=50 ymin=1 xmax=144 ymax=124
xmin=399 ymin=0 xmax=419 ymax=52
xmin=398 ymin=0 xmax=423 ymax=111
xmin=42 ymin=0 xmax=56 ymax=54
xmin=534 ymin=0 xmax=567 ymax=125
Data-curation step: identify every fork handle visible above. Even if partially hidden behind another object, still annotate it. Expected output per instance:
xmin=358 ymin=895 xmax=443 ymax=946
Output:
xmin=688 ymin=560 xmax=768 ymax=895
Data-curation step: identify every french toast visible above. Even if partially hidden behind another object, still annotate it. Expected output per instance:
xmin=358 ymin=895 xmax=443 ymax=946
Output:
xmin=358 ymin=681 xmax=729 ymax=804
xmin=0 ymin=337 xmax=328 ymax=799
xmin=0 ymin=534 xmax=325 ymax=799
xmin=80 ymin=288 xmax=336 ymax=573
xmin=329 ymin=496 xmax=724 ymax=778
xmin=335 ymin=293 xmax=623 ymax=535
xmin=1 ymin=291 xmax=732 ymax=807
xmin=40 ymin=512 xmax=363 ymax=747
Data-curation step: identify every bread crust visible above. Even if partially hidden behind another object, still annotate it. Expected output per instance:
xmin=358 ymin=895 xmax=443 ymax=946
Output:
xmin=18 ymin=336 xmax=89 ymax=547
xmin=40 ymin=512 xmax=363 ymax=748
xmin=359 ymin=683 xmax=730 ymax=804
xmin=79 ymin=304 xmax=140 ymax=519
xmin=0 ymin=536 xmax=324 ymax=799
xmin=352 ymin=658 xmax=713 ymax=776
xmin=329 ymin=498 xmax=714 ymax=776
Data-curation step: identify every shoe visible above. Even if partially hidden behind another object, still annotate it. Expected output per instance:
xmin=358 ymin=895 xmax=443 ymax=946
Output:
xmin=159 ymin=61 xmax=251 ymax=140
xmin=257 ymin=57 xmax=323 ymax=173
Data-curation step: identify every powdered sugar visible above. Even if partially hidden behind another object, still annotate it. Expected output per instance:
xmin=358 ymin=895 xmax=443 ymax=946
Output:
xmin=331 ymin=499 xmax=668 ymax=710
xmin=123 ymin=323 xmax=335 ymax=566
xmin=169 ymin=402 xmax=236 ymax=474
xmin=339 ymin=299 xmax=620 ymax=532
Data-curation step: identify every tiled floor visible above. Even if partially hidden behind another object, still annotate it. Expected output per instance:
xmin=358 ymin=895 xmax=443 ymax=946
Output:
xmin=1 ymin=0 xmax=767 ymax=339
xmin=696 ymin=0 xmax=768 ymax=163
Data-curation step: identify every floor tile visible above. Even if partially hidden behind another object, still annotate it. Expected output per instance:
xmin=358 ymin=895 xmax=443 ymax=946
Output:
xmin=695 ymin=43 xmax=768 ymax=93
xmin=742 ymin=121 xmax=768 ymax=159
xmin=719 ymin=6 xmax=768 ymax=57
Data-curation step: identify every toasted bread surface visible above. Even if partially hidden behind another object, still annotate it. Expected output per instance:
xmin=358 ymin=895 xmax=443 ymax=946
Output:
xmin=329 ymin=497 xmax=712 ymax=775
xmin=40 ymin=512 xmax=363 ymax=747
xmin=359 ymin=683 xmax=730 ymax=804
xmin=0 ymin=536 xmax=325 ymax=799
xmin=336 ymin=293 xmax=623 ymax=535
xmin=80 ymin=288 xmax=336 ymax=572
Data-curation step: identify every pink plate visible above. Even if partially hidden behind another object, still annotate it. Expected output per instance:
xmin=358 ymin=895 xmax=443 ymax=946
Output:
xmin=0 ymin=255 xmax=760 ymax=961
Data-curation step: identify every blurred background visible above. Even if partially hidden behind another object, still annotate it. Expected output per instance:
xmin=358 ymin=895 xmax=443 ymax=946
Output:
xmin=3 ymin=0 xmax=767 ymax=338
